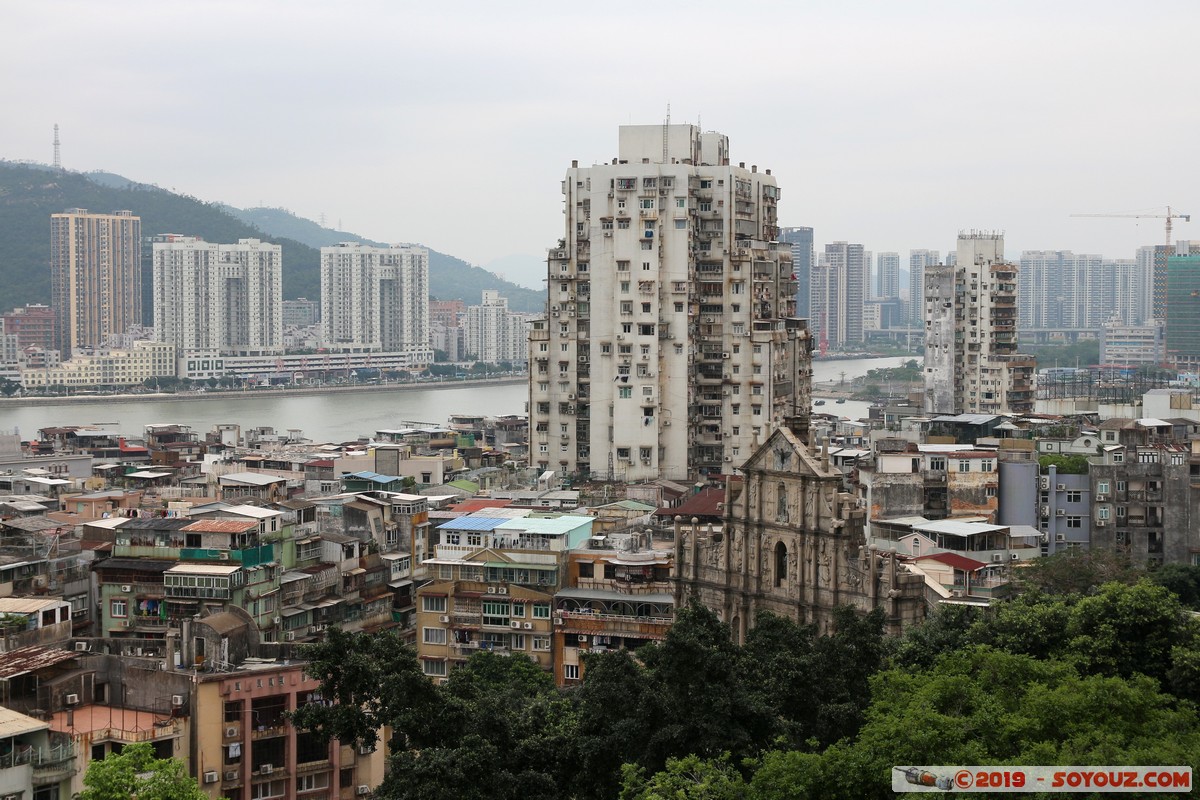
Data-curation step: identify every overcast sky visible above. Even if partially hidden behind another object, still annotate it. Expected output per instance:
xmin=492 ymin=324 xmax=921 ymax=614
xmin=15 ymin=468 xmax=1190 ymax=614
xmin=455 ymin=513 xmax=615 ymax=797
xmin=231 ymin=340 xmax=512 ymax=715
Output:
xmin=4 ymin=1 xmax=1197 ymax=288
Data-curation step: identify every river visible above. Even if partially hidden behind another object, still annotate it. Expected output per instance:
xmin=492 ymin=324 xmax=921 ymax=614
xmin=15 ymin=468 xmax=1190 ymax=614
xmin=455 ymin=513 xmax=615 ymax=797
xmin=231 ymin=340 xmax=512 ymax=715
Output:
xmin=0 ymin=356 xmax=915 ymax=443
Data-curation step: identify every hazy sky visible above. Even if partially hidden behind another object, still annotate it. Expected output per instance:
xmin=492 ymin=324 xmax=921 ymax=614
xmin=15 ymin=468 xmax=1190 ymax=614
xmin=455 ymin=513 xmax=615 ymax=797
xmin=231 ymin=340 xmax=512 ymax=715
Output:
xmin=4 ymin=1 xmax=1197 ymax=289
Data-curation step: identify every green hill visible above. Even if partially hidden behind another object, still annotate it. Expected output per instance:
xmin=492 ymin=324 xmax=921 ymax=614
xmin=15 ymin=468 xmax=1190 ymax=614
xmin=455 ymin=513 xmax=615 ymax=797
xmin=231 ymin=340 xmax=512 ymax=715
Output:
xmin=0 ymin=162 xmax=546 ymax=317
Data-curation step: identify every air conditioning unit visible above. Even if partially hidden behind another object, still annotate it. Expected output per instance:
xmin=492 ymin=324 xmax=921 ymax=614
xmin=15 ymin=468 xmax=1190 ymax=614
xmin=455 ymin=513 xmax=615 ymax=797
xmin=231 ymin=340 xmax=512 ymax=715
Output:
xmin=1040 ymin=505 xmax=1051 ymax=517
xmin=642 ymin=459 xmax=652 ymax=466
xmin=259 ymin=764 xmax=273 ymax=775
xmin=1039 ymin=476 xmax=1050 ymax=490
xmin=357 ymin=787 xmax=371 ymax=797
xmin=217 ymin=552 xmax=230 ymax=560
xmin=1056 ymin=533 xmax=1066 ymax=542
xmin=358 ymin=744 xmax=374 ymax=755
xmin=204 ymin=771 xmax=219 ymax=784
xmin=1056 ymin=484 xmax=1066 ymax=491
xmin=65 ymin=693 xmax=79 ymax=705
xmin=171 ymin=694 xmax=184 ymax=707
xmin=439 ymin=615 xmax=450 ymax=623
xmin=1097 ymin=494 xmax=1109 ymax=501
xmin=1011 ymin=553 xmax=1020 ymax=561
xmin=74 ymin=641 xmax=89 ymax=652
xmin=721 ymin=352 xmax=730 ymax=359
xmin=1096 ymin=520 xmax=1107 ymax=527
xmin=285 ymin=632 xmax=295 ymax=642
xmin=497 ymin=587 xmax=508 ymax=595
xmin=568 ymin=393 xmax=575 ymax=400
xmin=121 ymin=585 xmax=132 ymax=593
xmin=226 ymin=726 xmax=238 ymax=738
xmin=1056 ymin=509 xmax=1065 ymax=517
xmin=616 ymin=334 xmax=624 ymax=340
xmin=578 ymin=635 xmax=588 ymax=643
xmin=224 ymin=770 xmax=238 ymax=782
xmin=487 ymin=586 xmax=497 ymax=594
xmin=523 ymin=622 xmax=533 ymax=630
xmin=510 ymin=621 xmax=521 ymax=629
xmin=723 ymin=456 xmax=732 ymax=462
xmin=272 ymin=616 xmax=281 ymax=626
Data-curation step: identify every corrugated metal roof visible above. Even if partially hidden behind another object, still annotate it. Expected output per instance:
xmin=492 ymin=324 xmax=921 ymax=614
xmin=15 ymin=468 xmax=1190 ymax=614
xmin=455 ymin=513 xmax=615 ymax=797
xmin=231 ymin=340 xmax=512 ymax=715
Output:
xmin=494 ymin=516 xmax=593 ymax=535
xmin=182 ymin=519 xmax=259 ymax=533
xmin=219 ymin=472 xmax=286 ymax=486
xmin=164 ymin=563 xmax=242 ymax=576
xmin=0 ymin=598 xmax=65 ymax=614
xmin=0 ymin=645 xmax=79 ymax=680
xmin=1 ymin=517 xmax=63 ymax=532
xmin=436 ymin=516 xmax=515 ymax=531
xmin=0 ymin=705 xmax=48 ymax=737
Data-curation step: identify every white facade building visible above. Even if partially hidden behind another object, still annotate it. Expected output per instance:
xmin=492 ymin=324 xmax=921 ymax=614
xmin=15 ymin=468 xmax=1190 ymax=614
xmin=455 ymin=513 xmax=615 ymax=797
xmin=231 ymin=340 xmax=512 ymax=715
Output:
xmin=320 ymin=243 xmax=430 ymax=354
xmin=153 ymin=236 xmax=283 ymax=360
xmin=528 ymin=124 xmax=810 ymax=482
xmin=875 ymin=251 xmax=900 ymax=299
xmin=21 ymin=340 xmax=174 ymax=389
xmin=811 ymin=242 xmax=868 ymax=349
xmin=463 ymin=291 xmax=531 ymax=364
xmin=924 ymin=233 xmax=1034 ymax=415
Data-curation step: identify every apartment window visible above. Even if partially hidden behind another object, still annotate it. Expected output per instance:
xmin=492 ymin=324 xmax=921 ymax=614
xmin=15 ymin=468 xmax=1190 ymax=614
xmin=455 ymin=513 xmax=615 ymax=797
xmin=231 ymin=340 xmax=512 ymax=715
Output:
xmin=564 ymin=664 xmax=580 ymax=681
xmin=980 ymin=459 xmax=993 ymax=472
xmin=510 ymin=633 xmax=526 ymax=650
xmin=752 ymin=405 xmax=762 ymax=416
xmin=699 ymin=201 xmax=712 ymax=212
xmin=618 ymin=219 xmax=630 ymax=229
xmin=532 ymin=603 xmax=551 ymax=619
xmin=111 ymin=599 xmax=127 ymax=618
xmin=929 ymin=457 xmax=946 ymax=471
xmin=640 ymin=198 xmax=654 ymax=209
xmin=601 ymin=343 xmax=611 ymax=354
xmin=958 ymin=460 xmax=970 ymax=473
xmin=533 ymin=636 xmax=551 ymax=651
xmin=1116 ymin=506 xmax=1126 ymax=518
xmin=617 ymin=448 xmax=631 ymax=459
xmin=422 ymin=596 xmax=446 ymax=613
xmin=676 ymin=197 xmax=685 ymax=208
xmin=1097 ymin=481 xmax=1110 ymax=495
xmin=482 ymin=602 xmax=510 ymax=627
xmin=641 ymin=302 xmax=652 ymax=313
xmin=1066 ymin=516 xmax=1083 ymax=529
xmin=621 ymin=301 xmax=633 ymax=314
xmin=640 ymin=447 xmax=652 ymax=460
xmin=296 ymin=774 xmax=329 ymax=792
xmin=1117 ymin=481 xmax=1127 ymax=492
xmin=1098 ymin=507 xmax=1111 ymax=520
xmin=641 ymin=241 xmax=653 ymax=250
xmin=619 ymin=387 xmax=632 ymax=399
xmin=423 ymin=627 xmax=447 ymax=645
xmin=510 ymin=602 xmax=525 ymax=618
xmin=622 ymin=322 xmax=632 ymax=333
xmin=422 ymin=660 xmax=447 ymax=677
xmin=620 ymin=282 xmax=630 ymax=293
xmin=1066 ymin=491 xmax=1082 ymax=503
xmin=985 ymin=486 xmax=997 ymax=498
xmin=675 ymin=302 xmax=684 ymax=312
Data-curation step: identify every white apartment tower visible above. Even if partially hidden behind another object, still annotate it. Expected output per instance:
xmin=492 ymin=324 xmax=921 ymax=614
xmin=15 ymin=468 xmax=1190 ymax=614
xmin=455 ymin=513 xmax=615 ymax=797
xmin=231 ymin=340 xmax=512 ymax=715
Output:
xmin=153 ymin=236 xmax=283 ymax=357
xmin=907 ymin=250 xmax=939 ymax=325
xmin=464 ymin=291 xmax=531 ymax=364
xmin=875 ymin=251 xmax=900 ymax=299
xmin=810 ymin=242 xmax=868 ymax=349
xmin=320 ymin=243 xmax=430 ymax=354
xmin=529 ymin=124 xmax=810 ymax=481
xmin=924 ymin=233 xmax=1034 ymax=415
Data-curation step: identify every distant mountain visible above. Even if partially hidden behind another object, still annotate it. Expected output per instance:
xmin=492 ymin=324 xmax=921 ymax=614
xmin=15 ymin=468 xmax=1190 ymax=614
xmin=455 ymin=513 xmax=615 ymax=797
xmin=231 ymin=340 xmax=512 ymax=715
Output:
xmin=226 ymin=206 xmax=545 ymax=312
xmin=0 ymin=162 xmax=546 ymax=317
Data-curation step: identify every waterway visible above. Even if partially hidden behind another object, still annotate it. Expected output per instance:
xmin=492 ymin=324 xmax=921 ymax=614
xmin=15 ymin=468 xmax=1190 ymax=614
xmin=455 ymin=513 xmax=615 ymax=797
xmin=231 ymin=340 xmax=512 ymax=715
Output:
xmin=0 ymin=356 xmax=915 ymax=443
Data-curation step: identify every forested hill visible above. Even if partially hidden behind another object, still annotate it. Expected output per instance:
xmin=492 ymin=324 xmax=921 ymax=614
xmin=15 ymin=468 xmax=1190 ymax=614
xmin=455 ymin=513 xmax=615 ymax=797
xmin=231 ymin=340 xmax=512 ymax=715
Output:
xmin=0 ymin=162 xmax=545 ymax=315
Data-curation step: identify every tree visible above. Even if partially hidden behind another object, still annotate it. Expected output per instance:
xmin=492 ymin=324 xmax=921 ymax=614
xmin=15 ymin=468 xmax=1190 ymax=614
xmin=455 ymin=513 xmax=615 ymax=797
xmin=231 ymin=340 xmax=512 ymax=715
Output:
xmin=620 ymin=754 xmax=750 ymax=800
xmin=1015 ymin=548 xmax=1145 ymax=595
xmin=78 ymin=741 xmax=212 ymax=800
xmin=1152 ymin=563 xmax=1200 ymax=610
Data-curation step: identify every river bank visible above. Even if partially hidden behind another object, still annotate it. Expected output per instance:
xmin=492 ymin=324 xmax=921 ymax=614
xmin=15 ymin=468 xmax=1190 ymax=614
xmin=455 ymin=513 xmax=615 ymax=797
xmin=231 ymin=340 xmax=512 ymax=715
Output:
xmin=0 ymin=376 xmax=528 ymax=408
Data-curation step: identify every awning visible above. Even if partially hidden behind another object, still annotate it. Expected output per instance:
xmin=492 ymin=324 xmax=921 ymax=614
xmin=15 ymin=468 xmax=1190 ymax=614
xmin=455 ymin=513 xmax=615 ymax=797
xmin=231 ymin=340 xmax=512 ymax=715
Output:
xmin=388 ymin=579 xmax=414 ymax=589
xmin=555 ymin=587 xmax=674 ymax=605
xmin=281 ymin=607 xmax=309 ymax=617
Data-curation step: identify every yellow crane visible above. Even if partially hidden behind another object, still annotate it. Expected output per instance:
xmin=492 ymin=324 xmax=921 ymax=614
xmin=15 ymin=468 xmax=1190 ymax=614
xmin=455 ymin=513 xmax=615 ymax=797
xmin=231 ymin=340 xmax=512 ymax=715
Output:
xmin=1071 ymin=206 xmax=1191 ymax=248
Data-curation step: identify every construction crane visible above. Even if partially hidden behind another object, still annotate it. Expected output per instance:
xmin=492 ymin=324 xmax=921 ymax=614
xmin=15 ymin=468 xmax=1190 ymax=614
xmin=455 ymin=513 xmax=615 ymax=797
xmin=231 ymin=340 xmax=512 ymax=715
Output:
xmin=1071 ymin=206 xmax=1191 ymax=248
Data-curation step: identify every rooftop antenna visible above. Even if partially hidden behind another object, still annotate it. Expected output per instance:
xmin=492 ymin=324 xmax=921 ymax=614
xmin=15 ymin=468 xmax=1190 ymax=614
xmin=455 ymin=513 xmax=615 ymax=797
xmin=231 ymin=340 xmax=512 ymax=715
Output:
xmin=53 ymin=124 xmax=61 ymax=170
xmin=663 ymin=103 xmax=670 ymax=164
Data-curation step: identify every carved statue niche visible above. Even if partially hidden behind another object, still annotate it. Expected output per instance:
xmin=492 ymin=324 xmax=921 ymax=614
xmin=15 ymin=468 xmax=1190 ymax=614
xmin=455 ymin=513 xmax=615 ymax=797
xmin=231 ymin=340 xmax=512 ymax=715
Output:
xmin=818 ymin=537 xmax=832 ymax=586
xmin=775 ymin=482 xmax=789 ymax=524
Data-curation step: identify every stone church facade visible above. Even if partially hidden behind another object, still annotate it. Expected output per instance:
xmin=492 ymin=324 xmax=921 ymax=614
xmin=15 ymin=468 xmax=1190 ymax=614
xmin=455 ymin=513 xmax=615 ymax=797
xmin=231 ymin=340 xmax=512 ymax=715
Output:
xmin=673 ymin=418 xmax=926 ymax=638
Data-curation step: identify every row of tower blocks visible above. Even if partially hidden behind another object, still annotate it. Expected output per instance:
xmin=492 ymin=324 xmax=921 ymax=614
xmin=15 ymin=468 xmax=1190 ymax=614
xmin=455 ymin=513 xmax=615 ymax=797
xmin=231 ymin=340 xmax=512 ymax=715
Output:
xmin=46 ymin=214 xmax=448 ymax=367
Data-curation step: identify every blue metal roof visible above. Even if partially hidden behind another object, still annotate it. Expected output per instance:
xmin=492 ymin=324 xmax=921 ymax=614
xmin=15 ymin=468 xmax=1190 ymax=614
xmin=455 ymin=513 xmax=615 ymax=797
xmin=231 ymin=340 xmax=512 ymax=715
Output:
xmin=345 ymin=471 xmax=403 ymax=484
xmin=435 ymin=516 xmax=513 ymax=531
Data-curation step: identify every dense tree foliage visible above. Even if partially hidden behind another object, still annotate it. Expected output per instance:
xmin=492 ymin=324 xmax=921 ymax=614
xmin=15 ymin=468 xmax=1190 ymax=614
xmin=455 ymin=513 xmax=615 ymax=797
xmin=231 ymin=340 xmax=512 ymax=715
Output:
xmin=1015 ymin=548 xmax=1145 ymax=595
xmin=78 ymin=741 xmax=212 ymax=800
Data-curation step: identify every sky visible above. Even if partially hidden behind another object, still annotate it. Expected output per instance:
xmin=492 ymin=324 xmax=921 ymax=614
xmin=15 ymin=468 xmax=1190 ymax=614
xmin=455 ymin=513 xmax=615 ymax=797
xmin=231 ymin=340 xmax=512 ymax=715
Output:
xmin=3 ymin=1 xmax=1198 ymax=289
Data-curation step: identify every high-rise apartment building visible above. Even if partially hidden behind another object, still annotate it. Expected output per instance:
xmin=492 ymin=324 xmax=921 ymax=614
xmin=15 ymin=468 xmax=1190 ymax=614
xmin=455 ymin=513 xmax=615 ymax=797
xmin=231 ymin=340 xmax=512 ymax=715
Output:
xmin=810 ymin=242 xmax=868 ymax=349
xmin=1165 ymin=251 xmax=1200 ymax=371
xmin=875 ymin=252 xmax=900 ymax=299
xmin=529 ymin=124 xmax=809 ymax=481
xmin=907 ymin=250 xmax=939 ymax=326
xmin=924 ymin=233 xmax=1034 ymax=415
xmin=1 ymin=304 xmax=55 ymax=351
xmin=282 ymin=298 xmax=320 ymax=327
xmin=463 ymin=291 xmax=531 ymax=364
xmin=779 ymin=227 xmax=813 ymax=320
xmin=50 ymin=209 xmax=142 ymax=357
xmin=320 ymin=243 xmax=430 ymax=354
xmin=153 ymin=236 xmax=283 ymax=357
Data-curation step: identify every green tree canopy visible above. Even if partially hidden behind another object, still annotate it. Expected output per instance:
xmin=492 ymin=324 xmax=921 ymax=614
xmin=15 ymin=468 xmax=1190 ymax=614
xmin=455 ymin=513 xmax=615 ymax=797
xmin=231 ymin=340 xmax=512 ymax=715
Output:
xmin=78 ymin=741 xmax=212 ymax=800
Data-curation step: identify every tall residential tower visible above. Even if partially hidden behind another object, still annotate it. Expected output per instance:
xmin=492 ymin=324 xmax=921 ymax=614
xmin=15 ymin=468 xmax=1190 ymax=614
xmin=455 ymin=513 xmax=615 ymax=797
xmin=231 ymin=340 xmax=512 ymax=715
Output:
xmin=320 ymin=243 xmax=431 ymax=355
xmin=152 ymin=236 xmax=284 ymax=357
xmin=529 ymin=124 xmax=810 ymax=481
xmin=50 ymin=209 xmax=142 ymax=357
xmin=924 ymin=233 xmax=1034 ymax=415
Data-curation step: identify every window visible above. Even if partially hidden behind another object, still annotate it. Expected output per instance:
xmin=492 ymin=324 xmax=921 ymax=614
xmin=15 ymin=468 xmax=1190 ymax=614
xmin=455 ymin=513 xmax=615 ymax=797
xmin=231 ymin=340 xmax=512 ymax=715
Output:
xmin=296 ymin=773 xmax=329 ymax=792
xmin=600 ymin=343 xmax=611 ymax=354
xmin=1116 ymin=506 xmax=1126 ymax=518
xmin=929 ymin=457 xmax=946 ymax=471
xmin=111 ymin=599 xmax=127 ymax=618
xmin=1066 ymin=516 xmax=1083 ymax=529
xmin=422 ymin=627 xmax=447 ymax=645
xmin=1066 ymin=491 xmax=1082 ymax=503
xmin=1097 ymin=481 xmax=1110 ymax=495
xmin=1098 ymin=507 xmax=1111 ymax=520
xmin=532 ymin=603 xmax=551 ymax=619
xmin=958 ymin=460 xmax=971 ymax=472
xmin=421 ymin=596 xmax=446 ymax=613
xmin=252 ymin=780 xmax=287 ymax=799
xmin=620 ymin=282 xmax=630 ymax=293
xmin=752 ymin=404 xmax=762 ymax=416
xmin=1117 ymin=481 xmax=1127 ymax=492
xmin=482 ymin=601 xmax=510 ymax=627
xmin=641 ymin=302 xmax=652 ymax=313
xmin=578 ymin=562 xmax=594 ymax=578
xmin=422 ymin=660 xmax=447 ymax=677
xmin=533 ymin=636 xmax=551 ymax=651
xmin=564 ymin=664 xmax=580 ymax=681
xmin=620 ymin=301 xmax=632 ymax=314
xmin=510 ymin=633 xmax=525 ymax=650
xmin=675 ymin=219 xmax=687 ymax=229
xmin=619 ymin=387 xmax=632 ymax=399
xmin=618 ymin=219 xmax=630 ymax=229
